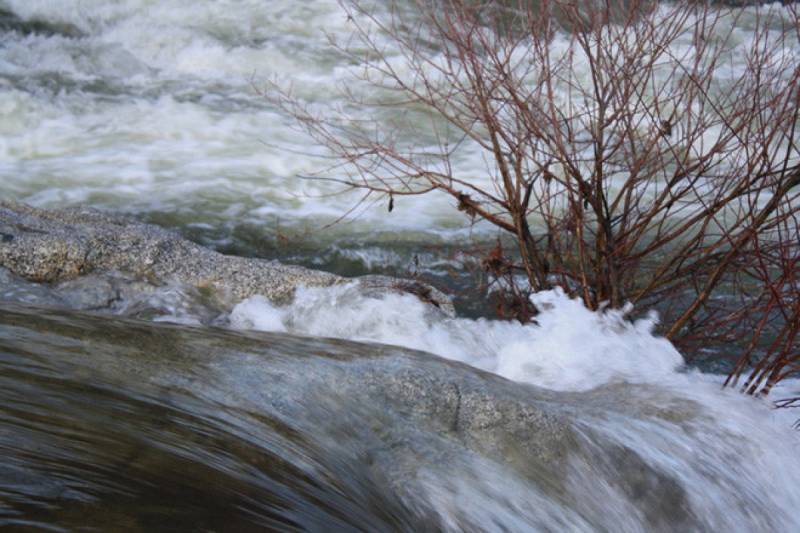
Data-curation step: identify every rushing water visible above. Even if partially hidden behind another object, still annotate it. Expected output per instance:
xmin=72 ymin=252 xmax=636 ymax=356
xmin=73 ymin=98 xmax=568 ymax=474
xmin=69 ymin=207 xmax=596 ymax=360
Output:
xmin=2 ymin=0 xmax=800 ymax=531
xmin=1 ymin=1 xmax=792 ymax=255
xmin=0 ymin=0 xmax=463 ymax=237
xmin=2 ymin=301 xmax=800 ymax=532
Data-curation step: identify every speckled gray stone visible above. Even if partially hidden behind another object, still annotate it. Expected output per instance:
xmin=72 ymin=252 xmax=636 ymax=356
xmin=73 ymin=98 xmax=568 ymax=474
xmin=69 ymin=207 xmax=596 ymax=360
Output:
xmin=0 ymin=201 xmax=454 ymax=312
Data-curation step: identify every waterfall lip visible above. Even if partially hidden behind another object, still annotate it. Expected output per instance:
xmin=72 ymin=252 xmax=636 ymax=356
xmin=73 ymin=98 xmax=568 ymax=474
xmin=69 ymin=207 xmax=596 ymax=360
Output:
xmin=0 ymin=300 xmax=777 ymax=531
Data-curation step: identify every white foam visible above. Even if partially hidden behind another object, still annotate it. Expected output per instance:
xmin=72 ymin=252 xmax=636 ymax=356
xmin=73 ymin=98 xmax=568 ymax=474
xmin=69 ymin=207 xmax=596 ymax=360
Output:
xmin=229 ymin=283 xmax=800 ymax=529
xmin=230 ymin=284 xmax=683 ymax=391
xmin=2 ymin=1 xmax=796 ymax=236
xmin=230 ymin=294 xmax=287 ymax=332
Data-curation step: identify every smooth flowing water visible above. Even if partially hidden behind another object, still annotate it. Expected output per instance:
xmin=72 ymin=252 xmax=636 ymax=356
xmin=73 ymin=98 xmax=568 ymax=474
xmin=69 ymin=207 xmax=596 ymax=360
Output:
xmin=2 ymin=301 xmax=800 ymax=532
xmin=2 ymin=0 xmax=800 ymax=531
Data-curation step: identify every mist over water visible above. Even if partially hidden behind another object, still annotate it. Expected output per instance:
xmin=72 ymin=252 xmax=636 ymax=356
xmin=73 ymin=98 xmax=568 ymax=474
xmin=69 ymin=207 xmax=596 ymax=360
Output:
xmin=2 ymin=1 xmax=800 ymax=531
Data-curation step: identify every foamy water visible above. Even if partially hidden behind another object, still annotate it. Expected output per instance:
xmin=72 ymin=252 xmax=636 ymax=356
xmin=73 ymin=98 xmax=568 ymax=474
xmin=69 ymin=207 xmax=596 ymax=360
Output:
xmin=223 ymin=283 xmax=800 ymax=530
xmin=2 ymin=0 xmax=796 ymax=238
xmin=229 ymin=285 xmax=682 ymax=391
xmin=0 ymin=0 xmax=465 ymax=235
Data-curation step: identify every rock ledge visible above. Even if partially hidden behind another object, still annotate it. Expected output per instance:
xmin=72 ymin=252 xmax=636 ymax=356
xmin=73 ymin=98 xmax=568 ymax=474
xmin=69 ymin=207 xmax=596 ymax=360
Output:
xmin=0 ymin=201 xmax=453 ymax=312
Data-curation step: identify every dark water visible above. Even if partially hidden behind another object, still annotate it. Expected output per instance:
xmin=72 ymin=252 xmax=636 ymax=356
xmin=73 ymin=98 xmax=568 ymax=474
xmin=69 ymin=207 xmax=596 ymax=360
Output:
xmin=0 ymin=305 xmax=431 ymax=531
xmin=3 ymin=303 xmax=800 ymax=532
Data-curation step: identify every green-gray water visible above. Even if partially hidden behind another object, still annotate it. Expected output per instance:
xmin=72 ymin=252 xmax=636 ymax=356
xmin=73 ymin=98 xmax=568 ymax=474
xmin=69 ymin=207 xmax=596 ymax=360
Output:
xmin=2 ymin=0 xmax=800 ymax=530
xmin=3 ymin=303 xmax=800 ymax=531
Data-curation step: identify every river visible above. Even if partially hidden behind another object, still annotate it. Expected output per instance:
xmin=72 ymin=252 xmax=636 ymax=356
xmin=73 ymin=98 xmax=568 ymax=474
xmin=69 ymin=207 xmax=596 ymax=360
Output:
xmin=1 ymin=1 xmax=800 ymax=531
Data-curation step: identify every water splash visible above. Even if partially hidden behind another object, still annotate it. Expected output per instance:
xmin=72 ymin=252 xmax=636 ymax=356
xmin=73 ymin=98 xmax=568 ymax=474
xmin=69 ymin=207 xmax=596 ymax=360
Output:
xmin=230 ymin=284 xmax=684 ymax=391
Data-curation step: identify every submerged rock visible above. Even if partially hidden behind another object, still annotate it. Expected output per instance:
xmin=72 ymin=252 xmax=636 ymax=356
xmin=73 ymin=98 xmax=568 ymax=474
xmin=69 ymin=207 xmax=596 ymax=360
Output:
xmin=0 ymin=201 xmax=453 ymax=313
xmin=0 ymin=303 xmax=696 ymax=531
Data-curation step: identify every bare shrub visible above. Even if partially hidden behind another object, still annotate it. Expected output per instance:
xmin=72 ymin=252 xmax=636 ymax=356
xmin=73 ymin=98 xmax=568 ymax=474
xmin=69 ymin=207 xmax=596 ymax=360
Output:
xmin=268 ymin=0 xmax=800 ymax=395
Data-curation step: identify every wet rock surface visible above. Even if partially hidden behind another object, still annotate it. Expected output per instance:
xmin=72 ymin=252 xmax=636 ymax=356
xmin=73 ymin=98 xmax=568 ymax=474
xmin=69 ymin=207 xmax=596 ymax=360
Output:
xmin=0 ymin=202 xmax=453 ymax=313
xmin=0 ymin=303 xmax=696 ymax=531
